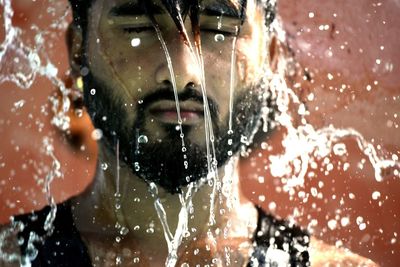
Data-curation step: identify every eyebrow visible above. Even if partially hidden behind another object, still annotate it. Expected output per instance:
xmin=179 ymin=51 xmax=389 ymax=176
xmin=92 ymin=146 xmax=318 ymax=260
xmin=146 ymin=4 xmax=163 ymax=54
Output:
xmin=108 ymin=0 xmax=245 ymax=20
xmin=109 ymin=1 xmax=165 ymax=17
xmin=201 ymin=1 xmax=244 ymax=19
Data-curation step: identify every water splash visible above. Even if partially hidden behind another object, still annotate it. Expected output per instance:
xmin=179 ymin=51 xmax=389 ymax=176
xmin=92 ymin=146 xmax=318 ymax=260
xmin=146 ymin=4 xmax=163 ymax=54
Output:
xmin=266 ymin=25 xmax=400 ymax=187
xmin=0 ymin=137 xmax=62 ymax=265
xmin=0 ymin=0 xmax=70 ymax=265
xmin=0 ymin=0 xmax=39 ymax=89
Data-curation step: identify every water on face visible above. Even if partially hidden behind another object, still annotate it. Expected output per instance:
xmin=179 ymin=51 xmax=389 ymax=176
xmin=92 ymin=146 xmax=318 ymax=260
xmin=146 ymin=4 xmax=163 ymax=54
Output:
xmin=0 ymin=0 xmax=399 ymax=266
xmin=149 ymin=9 xmax=221 ymax=265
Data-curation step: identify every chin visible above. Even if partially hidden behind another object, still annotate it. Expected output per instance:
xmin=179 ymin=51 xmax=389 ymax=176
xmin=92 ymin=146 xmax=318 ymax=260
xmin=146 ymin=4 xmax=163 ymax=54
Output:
xmin=131 ymin=137 xmax=210 ymax=194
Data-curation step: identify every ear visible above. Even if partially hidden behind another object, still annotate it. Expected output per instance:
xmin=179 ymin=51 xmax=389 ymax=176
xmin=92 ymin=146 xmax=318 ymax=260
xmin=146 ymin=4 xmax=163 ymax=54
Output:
xmin=268 ymin=35 xmax=280 ymax=73
xmin=66 ymin=23 xmax=84 ymax=77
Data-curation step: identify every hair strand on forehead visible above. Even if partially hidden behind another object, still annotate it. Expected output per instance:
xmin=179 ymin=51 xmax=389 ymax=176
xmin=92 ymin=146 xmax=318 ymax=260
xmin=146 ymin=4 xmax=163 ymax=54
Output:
xmin=68 ymin=0 xmax=276 ymax=30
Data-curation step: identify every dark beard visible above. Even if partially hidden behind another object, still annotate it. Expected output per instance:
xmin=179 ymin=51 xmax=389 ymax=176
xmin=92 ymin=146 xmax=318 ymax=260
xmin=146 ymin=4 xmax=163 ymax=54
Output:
xmin=83 ymin=72 xmax=266 ymax=193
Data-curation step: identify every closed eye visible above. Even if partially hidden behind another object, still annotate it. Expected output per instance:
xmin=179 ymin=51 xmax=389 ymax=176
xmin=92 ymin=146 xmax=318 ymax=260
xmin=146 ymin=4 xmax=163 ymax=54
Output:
xmin=123 ymin=26 xmax=154 ymax=34
xmin=200 ymin=27 xmax=237 ymax=36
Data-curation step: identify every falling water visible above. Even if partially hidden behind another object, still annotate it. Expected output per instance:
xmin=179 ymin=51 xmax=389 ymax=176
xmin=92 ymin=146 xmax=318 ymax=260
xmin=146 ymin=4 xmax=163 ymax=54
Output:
xmin=172 ymin=11 xmax=222 ymax=227
xmin=228 ymin=31 xmax=238 ymax=134
xmin=152 ymin=23 xmax=187 ymax=157
xmin=148 ymin=182 xmax=196 ymax=267
xmin=146 ymin=9 xmax=223 ymax=265
xmin=0 ymin=0 xmax=399 ymax=266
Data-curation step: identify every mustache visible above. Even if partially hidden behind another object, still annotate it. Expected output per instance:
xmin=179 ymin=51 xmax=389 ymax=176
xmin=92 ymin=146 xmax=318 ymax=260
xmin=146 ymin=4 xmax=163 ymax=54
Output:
xmin=139 ymin=86 xmax=220 ymax=119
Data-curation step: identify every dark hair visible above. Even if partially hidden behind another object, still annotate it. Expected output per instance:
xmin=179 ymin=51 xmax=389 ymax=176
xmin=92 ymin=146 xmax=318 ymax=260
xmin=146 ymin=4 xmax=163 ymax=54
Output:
xmin=68 ymin=0 xmax=276 ymax=36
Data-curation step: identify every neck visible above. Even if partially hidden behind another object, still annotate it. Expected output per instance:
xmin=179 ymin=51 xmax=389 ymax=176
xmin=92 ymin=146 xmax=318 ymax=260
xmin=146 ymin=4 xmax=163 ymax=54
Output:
xmin=72 ymin=142 xmax=257 ymax=266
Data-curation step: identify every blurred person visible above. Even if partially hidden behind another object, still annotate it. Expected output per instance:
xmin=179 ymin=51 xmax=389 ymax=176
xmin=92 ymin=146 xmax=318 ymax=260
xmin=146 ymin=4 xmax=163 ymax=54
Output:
xmin=1 ymin=0 xmax=379 ymax=266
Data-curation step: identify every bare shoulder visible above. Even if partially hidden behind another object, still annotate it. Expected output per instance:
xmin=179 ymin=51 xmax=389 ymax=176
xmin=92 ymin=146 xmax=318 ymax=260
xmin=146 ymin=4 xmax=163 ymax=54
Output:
xmin=309 ymin=237 xmax=379 ymax=267
xmin=0 ymin=223 xmax=22 ymax=267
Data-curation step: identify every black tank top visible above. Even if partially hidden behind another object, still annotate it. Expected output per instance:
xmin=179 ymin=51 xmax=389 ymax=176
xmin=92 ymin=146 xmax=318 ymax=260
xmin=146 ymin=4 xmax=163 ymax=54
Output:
xmin=15 ymin=202 xmax=309 ymax=266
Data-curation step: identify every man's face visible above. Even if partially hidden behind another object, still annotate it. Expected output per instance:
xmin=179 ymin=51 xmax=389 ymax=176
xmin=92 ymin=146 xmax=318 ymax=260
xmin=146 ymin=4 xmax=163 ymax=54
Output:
xmin=80 ymin=0 xmax=269 ymax=192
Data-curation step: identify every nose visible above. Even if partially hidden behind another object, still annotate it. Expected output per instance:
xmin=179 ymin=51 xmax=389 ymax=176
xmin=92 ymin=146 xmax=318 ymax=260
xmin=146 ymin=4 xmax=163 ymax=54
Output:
xmin=154 ymin=37 xmax=202 ymax=91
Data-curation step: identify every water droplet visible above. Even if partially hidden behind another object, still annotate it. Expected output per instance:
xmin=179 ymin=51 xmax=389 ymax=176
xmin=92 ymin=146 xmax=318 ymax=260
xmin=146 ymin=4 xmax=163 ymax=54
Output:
xmin=240 ymin=135 xmax=248 ymax=144
xmin=120 ymin=227 xmax=129 ymax=236
xmin=311 ymin=187 xmax=318 ymax=197
xmin=261 ymin=142 xmax=268 ymax=150
xmin=372 ymin=191 xmax=381 ymax=200
xmin=214 ymin=33 xmax=225 ymax=42
xmin=182 ymin=147 xmax=187 ymax=152
xmin=134 ymin=162 xmax=140 ymax=171
xmin=115 ymin=236 xmax=121 ymax=243
xmin=131 ymin=38 xmax=141 ymax=47
xmin=14 ymin=100 xmax=26 ymax=109
xmin=335 ymin=240 xmax=343 ymax=247
xmin=356 ymin=216 xmax=364 ymax=225
xmin=340 ymin=217 xmax=350 ymax=227
xmin=268 ymin=202 xmax=276 ymax=211
xmin=133 ymin=257 xmax=140 ymax=263
xmin=134 ymin=225 xmax=140 ymax=230
xmin=91 ymin=129 xmax=103 ymax=140
xmin=327 ymin=219 xmax=337 ymax=230
xmin=75 ymin=108 xmax=83 ymax=117
xmin=333 ymin=143 xmax=347 ymax=156
xmin=146 ymin=227 xmax=154 ymax=234
xmin=138 ymin=135 xmax=148 ymax=144
xmin=148 ymin=182 xmax=158 ymax=196
xmin=80 ymin=67 xmax=89 ymax=76
xmin=101 ymin=162 xmax=108 ymax=170
xmin=138 ymin=99 xmax=143 ymax=104
xmin=90 ymin=88 xmax=96 ymax=95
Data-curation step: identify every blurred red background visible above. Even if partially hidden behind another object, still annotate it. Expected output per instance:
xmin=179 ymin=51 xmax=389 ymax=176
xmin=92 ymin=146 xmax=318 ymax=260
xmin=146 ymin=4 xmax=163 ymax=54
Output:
xmin=0 ymin=0 xmax=399 ymax=266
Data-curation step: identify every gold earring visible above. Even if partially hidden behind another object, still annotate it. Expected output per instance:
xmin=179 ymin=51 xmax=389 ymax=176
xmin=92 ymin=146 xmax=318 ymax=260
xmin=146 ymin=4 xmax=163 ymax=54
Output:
xmin=75 ymin=76 xmax=83 ymax=92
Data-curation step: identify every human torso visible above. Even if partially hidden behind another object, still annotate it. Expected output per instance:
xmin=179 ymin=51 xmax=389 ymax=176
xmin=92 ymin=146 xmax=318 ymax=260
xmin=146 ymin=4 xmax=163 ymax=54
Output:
xmin=15 ymin=202 xmax=310 ymax=267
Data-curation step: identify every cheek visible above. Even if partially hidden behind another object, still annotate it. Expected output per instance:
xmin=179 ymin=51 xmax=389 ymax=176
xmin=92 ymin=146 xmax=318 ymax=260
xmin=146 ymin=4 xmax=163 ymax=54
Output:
xmin=201 ymin=48 xmax=231 ymax=95
xmin=236 ymin=39 xmax=264 ymax=84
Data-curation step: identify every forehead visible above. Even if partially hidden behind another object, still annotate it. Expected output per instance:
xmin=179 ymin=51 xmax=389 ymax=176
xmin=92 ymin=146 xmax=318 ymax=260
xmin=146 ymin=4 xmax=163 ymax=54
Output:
xmin=104 ymin=0 xmax=247 ymax=17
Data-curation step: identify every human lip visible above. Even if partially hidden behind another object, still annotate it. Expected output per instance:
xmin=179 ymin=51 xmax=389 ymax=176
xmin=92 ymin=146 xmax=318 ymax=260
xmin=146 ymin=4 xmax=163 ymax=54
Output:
xmin=148 ymin=100 xmax=204 ymax=125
